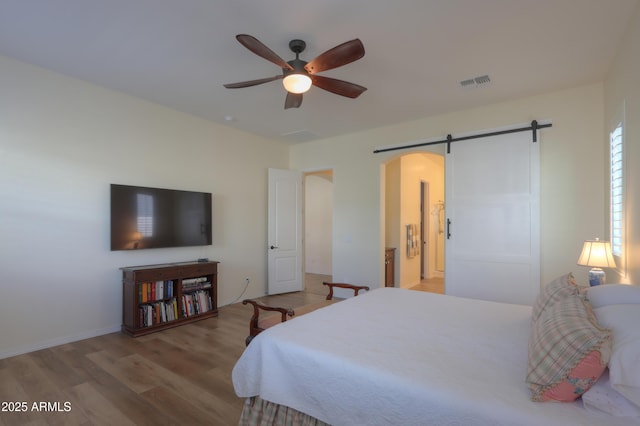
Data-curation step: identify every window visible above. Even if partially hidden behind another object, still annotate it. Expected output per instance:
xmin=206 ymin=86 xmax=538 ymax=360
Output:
xmin=609 ymin=116 xmax=625 ymax=275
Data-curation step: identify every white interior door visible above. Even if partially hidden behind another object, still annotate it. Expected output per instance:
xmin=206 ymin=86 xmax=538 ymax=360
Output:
xmin=268 ymin=168 xmax=303 ymax=295
xmin=445 ymin=129 xmax=540 ymax=305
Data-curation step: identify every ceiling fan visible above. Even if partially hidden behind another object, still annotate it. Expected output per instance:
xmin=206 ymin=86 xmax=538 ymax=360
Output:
xmin=224 ymin=34 xmax=367 ymax=109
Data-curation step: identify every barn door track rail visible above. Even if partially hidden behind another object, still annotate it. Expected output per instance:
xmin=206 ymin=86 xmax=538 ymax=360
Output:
xmin=373 ymin=120 xmax=552 ymax=154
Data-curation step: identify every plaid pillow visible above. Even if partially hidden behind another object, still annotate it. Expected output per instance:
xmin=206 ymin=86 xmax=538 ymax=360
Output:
xmin=531 ymin=273 xmax=579 ymax=323
xmin=526 ymin=294 xmax=611 ymax=402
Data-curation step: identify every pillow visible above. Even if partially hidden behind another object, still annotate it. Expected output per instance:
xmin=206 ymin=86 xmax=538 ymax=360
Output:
xmin=527 ymin=294 xmax=611 ymax=402
xmin=587 ymin=284 xmax=640 ymax=309
xmin=594 ymin=304 xmax=640 ymax=408
xmin=531 ymin=273 xmax=579 ymax=323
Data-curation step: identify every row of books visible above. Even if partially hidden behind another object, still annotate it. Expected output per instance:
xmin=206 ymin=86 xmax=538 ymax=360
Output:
xmin=182 ymin=290 xmax=213 ymax=317
xmin=139 ymin=298 xmax=179 ymax=327
xmin=182 ymin=276 xmax=212 ymax=292
xmin=138 ymin=280 xmax=175 ymax=303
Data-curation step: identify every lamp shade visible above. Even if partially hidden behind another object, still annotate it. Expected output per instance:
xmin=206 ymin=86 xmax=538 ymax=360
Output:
xmin=282 ymin=73 xmax=312 ymax=94
xmin=576 ymin=238 xmax=616 ymax=268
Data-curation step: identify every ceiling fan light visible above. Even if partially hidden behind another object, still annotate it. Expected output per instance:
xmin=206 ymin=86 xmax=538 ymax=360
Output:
xmin=283 ymin=73 xmax=312 ymax=94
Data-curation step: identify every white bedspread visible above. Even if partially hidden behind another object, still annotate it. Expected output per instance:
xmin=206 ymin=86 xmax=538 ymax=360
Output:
xmin=232 ymin=288 xmax=628 ymax=426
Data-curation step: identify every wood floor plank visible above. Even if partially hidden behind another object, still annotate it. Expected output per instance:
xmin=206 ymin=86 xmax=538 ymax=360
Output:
xmin=122 ymin=352 xmax=234 ymax=421
xmin=139 ymin=386 xmax=213 ymax=425
xmin=197 ymin=366 xmax=244 ymax=407
xmin=0 ymin=366 xmax=48 ymax=426
xmin=64 ymin=348 xmax=171 ymax=425
xmin=65 ymin=382 xmax=136 ymax=426
xmin=3 ymin=355 xmax=71 ymax=412
xmin=132 ymin=334 xmax=217 ymax=375
xmin=85 ymin=352 xmax=161 ymax=395
xmin=28 ymin=348 xmax=87 ymax=390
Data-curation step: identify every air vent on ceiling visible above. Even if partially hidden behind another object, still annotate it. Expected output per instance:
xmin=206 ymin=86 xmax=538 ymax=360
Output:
xmin=459 ymin=74 xmax=491 ymax=89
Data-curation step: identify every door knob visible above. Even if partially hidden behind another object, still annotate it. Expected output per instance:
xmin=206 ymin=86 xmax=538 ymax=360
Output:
xmin=270 ymin=245 xmax=279 ymax=249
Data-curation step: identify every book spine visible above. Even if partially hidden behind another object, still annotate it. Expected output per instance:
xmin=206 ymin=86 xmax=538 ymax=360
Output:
xmin=155 ymin=281 xmax=161 ymax=300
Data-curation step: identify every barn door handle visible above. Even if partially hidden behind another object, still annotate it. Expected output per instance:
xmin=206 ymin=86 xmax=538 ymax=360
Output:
xmin=446 ymin=219 xmax=452 ymax=239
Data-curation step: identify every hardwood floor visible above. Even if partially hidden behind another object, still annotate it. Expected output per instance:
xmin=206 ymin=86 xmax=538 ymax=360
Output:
xmin=0 ymin=291 xmax=328 ymax=426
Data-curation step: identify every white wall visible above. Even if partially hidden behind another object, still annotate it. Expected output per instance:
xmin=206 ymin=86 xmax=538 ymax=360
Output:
xmin=290 ymin=84 xmax=606 ymax=290
xmin=0 ymin=55 xmax=288 ymax=358
xmin=604 ymin=3 xmax=640 ymax=285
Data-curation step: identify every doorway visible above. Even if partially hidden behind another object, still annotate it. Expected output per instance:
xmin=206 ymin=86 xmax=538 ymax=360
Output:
xmin=384 ymin=152 xmax=445 ymax=291
xmin=304 ymin=170 xmax=333 ymax=295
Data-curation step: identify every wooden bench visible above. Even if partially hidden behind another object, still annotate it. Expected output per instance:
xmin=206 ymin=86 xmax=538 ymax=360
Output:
xmin=242 ymin=282 xmax=370 ymax=345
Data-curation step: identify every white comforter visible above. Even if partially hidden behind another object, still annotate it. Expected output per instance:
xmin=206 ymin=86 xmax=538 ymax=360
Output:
xmin=232 ymin=288 xmax=629 ymax=426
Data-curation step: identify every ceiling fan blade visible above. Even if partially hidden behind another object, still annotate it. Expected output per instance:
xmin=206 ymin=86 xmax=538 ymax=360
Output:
xmin=304 ymin=39 xmax=365 ymax=74
xmin=236 ymin=34 xmax=293 ymax=70
xmin=224 ymin=75 xmax=282 ymax=89
xmin=310 ymin=75 xmax=367 ymax=98
xmin=284 ymin=92 xmax=303 ymax=109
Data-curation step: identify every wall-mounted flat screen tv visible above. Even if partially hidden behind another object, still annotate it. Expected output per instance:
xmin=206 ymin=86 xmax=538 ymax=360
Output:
xmin=110 ymin=184 xmax=212 ymax=251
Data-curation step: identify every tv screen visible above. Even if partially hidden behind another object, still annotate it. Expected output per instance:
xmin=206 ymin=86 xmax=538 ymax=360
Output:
xmin=110 ymin=184 xmax=212 ymax=251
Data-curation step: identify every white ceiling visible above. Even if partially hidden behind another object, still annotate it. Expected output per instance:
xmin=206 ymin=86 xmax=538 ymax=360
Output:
xmin=0 ymin=0 xmax=637 ymax=144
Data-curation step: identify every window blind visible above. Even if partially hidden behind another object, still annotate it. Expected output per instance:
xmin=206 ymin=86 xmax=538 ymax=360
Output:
xmin=610 ymin=123 xmax=623 ymax=258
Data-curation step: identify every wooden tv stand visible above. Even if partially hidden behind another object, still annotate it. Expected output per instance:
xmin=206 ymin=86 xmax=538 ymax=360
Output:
xmin=121 ymin=261 xmax=219 ymax=337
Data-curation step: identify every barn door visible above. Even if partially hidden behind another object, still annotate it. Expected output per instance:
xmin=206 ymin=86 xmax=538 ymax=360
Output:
xmin=444 ymin=129 xmax=540 ymax=305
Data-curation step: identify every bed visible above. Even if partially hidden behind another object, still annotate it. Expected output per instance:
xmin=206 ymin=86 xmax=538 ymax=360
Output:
xmin=232 ymin=282 xmax=640 ymax=425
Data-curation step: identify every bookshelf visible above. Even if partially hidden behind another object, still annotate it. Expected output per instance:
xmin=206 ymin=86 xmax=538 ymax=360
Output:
xmin=121 ymin=261 xmax=219 ymax=337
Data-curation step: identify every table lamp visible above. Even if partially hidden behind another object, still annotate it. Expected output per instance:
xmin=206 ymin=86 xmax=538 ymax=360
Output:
xmin=576 ymin=238 xmax=616 ymax=286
